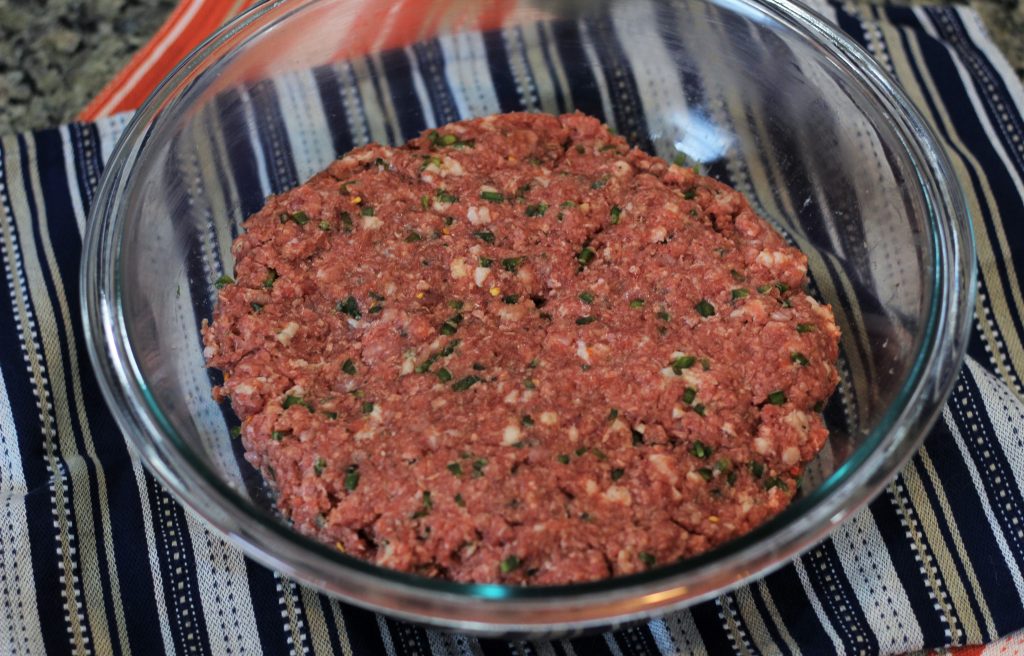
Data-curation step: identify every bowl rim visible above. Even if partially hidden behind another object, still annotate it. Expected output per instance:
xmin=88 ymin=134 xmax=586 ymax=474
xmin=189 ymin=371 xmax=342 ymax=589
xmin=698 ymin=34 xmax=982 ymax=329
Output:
xmin=81 ymin=0 xmax=977 ymax=634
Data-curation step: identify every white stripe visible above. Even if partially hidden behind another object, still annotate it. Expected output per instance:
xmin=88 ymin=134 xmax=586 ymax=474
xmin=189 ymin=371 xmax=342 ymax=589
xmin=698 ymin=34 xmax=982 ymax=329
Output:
xmin=58 ymin=125 xmax=87 ymax=237
xmin=829 ymin=505 xmax=924 ymax=653
xmin=403 ymin=46 xmax=439 ymax=130
xmin=184 ymin=514 xmax=264 ymax=655
xmin=130 ymin=456 xmax=178 ymax=656
xmin=90 ymin=0 xmax=205 ymax=118
xmin=439 ymin=32 xmax=502 ymax=119
xmin=0 ymin=365 xmax=46 ymax=655
xmin=276 ymin=70 xmax=337 ymax=181
xmin=575 ymin=22 xmax=616 ymax=131
xmin=602 ymin=632 xmax=625 ymax=656
xmin=375 ymin=613 xmax=400 ymax=656
xmin=967 ymin=359 xmax=1024 ymax=495
xmin=239 ymin=87 xmax=273 ymax=199
xmin=794 ymin=558 xmax=847 ymax=655
xmin=956 ymin=7 xmax=1024 ymax=112
xmin=95 ymin=112 xmax=134 ymax=165
xmin=657 ymin=610 xmax=709 ymax=656
xmin=350 ymin=58 xmax=392 ymax=145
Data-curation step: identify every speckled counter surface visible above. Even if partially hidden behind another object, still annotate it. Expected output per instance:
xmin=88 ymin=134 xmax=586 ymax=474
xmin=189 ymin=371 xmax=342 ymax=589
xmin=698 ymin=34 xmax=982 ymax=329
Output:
xmin=0 ymin=0 xmax=1020 ymax=134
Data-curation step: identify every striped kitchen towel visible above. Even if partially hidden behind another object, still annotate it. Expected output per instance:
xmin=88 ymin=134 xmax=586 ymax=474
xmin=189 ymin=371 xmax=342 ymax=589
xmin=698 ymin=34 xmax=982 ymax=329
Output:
xmin=5 ymin=1 xmax=1024 ymax=655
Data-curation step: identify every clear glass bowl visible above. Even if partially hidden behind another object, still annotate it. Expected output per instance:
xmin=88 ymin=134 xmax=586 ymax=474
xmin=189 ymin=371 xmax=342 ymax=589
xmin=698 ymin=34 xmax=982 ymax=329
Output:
xmin=82 ymin=0 xmax=975 ymax=635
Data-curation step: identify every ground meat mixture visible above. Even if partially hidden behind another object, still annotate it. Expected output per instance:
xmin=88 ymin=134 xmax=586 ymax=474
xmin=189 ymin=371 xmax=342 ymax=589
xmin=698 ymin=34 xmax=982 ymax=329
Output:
xmin=202 ymin=112 xmax=841 ymax=585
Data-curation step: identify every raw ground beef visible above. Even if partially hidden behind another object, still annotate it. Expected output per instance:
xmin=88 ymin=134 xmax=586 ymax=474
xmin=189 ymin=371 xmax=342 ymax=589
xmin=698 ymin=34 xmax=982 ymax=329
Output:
xmin=202 ymin=111 xmax=841 ymax=585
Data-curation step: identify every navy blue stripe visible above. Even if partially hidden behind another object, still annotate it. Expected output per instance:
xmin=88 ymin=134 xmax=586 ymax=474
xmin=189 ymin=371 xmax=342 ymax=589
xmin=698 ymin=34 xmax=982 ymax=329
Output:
xmin=687 ymin=598 xmax=735 ymax=654
xmin=69 ymin=122 xmax=103 ymax=215
xmin=213 ymin=89 xmax=268 ymax=219
xmin=609 ymin=624 xmax=661 ymax=656
xmin=760 ymin=565 xmax=835 ymax=654
xmin=920 ymin=413 xmax=1024 ymax=637
xmin=483 ymin=29 xmax=524 ymax=113
xmin=247 ymin=79 xmax=300 ymax=193
xmin=313 ymin=66 xmax=357 ymax=158
xmin=533 ymin=24 xmax=570 ymax=114
xmin=566 ymin=631 xmax=616 ymax=656
xmin=385 ymin=616 xmax=435 ymax=656
xmin=376 ymin=50 xmax=429 ymax=141
xmin=410 ymin=41 xmax=462 ymax=125
xmin=242 ymin=562 xmax=291 ymax=653
xmin=865 ymin=471 xmax=953 ymax=646
xmin=800 ymin=542 xmax=879 ymax=654
xmin=335 ymin=605 xmax=389 ymax=655
xmin=746 ymin=581 xmax=794 ymax=656
xmin=548 ymin=20 xmax=603 ymax=119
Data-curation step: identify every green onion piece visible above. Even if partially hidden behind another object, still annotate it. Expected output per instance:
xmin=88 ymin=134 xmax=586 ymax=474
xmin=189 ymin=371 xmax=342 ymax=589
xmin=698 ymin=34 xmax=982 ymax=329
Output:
xmin=454 ymin=493 xmax=466 ymax=507
xmin=436 ymin=367 xmax=453 ymax=383
xmin=557 ymin=454 xmax=570 ymax=464
xmin=591 ymin=176 xmax=609 ymax=189
xmin=405 ymin=231 xmax=422 ymax=243
xmin=629 ymin=298 xmax=645 ymax=308
xmin=730 ymin=269 xmax=745 ymax=282
xmin=250 ymin=302 xmax=263 ymax=314
xmin=696 ymin=467 xmax=713 ymax=481
xmin=576 ymin=246 xmax=596 ymax=266
xmin=340 ymin=212 xmax=353 ymax=232
xmin=360 ymin=206 xmax=375 ymax=217
xmin=473 ymin=230 xmax=495 ymax=243
xmin=262 ymin=268 xmax=278 ymax=289
xmin=501 ymin=257 xmax=525 ymax=273
xmin=750 ymin=461 xmax=765 ymax=478
xmin=441 ymin=133 xmax=458 ymax=146
xmin=575 ymin=447 xmax=588 ymax=456
xmin=656 ymin=310 xmax=670 ymax=321
xmin=611 ymin=468 xmax=625 ymax=481
xmin=447 ymin=462 xmax=463 ymax=476
xmin=471 ymin=458 xmax=487 ymax=477
xmin=318 ymin=221 xmax=331 ymax=231
xmin=694 ymin=299 xmax=716 ymax=317
xmin=447 ymin=299 xmax=464 ymax=310
xmin=344 ymin=465 xmax=360 ymax=491
xmin=523 ymin=379 xmax=536 ymax=390
xmin=673 ymin=153 xmax=688 ymax=166
xmin=579 ymin=291 xmax=595 ymax=304
xmin=441 ymin=339 xmax=461 ymax=356
xmin=472 ymin=362 xmax=486 ymax=371
xmin=525 ymin=203 xmax=548 ymax=217
xmin=610 ymin=205 xmax=622 ymax=224
xmin=765 ymin=477 xmax=789 ymax=491
xmin=607 ymin=408 xmax=619 ymax=422
xmin=271 ymin=431 xmax=284 ymax=442
xmin=283 ymin=395 xmax=312 ymax=411
xmin=767 ymin=390 xmax=787 ymax=405
xmin=690 ymin=440 xmax=710 ymax=459
xmin=214 ymin=274 xmax=234 ymax=289
xmin=521 ymin=415 xmax=534 ymax=426
xmin=639 ymin=552 xmax=656 ymax=568
xmin=683 ymin=189 xmax=696 ymax=200
xmin=313 ymin=457 xmax=326 ymax=476
xmin=479 ymin=256 xmax=492 ymax=267
xmin=731 ymin=288 xmax=749 ymax=299
xmin=671 ymin=355 xmax=696 ymax=374
xmin=361 ymin=401 xmax=375 ymax=415
xmin=757 ymin=284 xmax=772 ymax=294
xmin=714 ymin=458 xmax=731 ymax=473
xmin=290 ymin=211 xmax=310 ymax=225
xmin=775 ymin=282 xmax=790 ymax=293
xmin=436 ymin=189 xmax=458 ymax=204
xmin=452 ymin=375 xmax=481 ymax=391
xmin=336 ymin=295 xmax=361 ymax=319
xmin=693 ymin=403 xmax=706 ymax=417
xmin=480 ymin=190 xmax=504 ymax=203
xmin=229 ymin=426 xmax=241 ymax=438
xmin=502 ymin=295 xmax=519 ymax=305
xmin=797 ymin=323 xmax=816 ymax=333
xmin=420 ymin=195 xmax=430 ymax=210
xmin=791 ymin=352 xmax=809 ymax=366
xmin=681 ymin=387 xmax=697 ymax=405
xmin=500 ymin=555 xmax=521 ymax=574
xmin=560 ymin=200 xmax=576 ymax=208
xmin=575 ymin=316 xmax=596 ymax=325
xmin=701 ymin=358 xmax=711 ymax=371
xmin=324 ymin=411 xmax=338 ymax=420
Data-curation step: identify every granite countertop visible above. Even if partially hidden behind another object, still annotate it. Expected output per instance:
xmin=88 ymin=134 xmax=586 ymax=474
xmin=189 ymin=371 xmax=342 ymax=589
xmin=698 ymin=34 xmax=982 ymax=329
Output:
xmin=0 ymin=0 xmax=1020 ymax=134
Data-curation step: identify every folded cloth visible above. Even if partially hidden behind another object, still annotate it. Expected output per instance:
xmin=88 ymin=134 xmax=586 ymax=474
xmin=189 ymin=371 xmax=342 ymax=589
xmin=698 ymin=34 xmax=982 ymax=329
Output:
xmin=3 ymin=2 xmax=1024 ymax=655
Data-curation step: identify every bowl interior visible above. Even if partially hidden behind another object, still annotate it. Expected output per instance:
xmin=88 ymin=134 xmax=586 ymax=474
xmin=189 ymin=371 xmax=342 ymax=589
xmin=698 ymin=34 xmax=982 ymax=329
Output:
xmin=94 ymin=0 xmax=966 ymax=631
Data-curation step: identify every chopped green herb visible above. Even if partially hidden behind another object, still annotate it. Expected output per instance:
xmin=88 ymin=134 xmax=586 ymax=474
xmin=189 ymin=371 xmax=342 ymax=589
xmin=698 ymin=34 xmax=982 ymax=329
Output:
xmin=480 ymin=190 xmax=504 ymax=203
xmin=528 ymin=358 xmax=539 ymax=368
xmin=591 ymin=176 xmax=609 ymax=190
xmin=420 ymin=195 xmax=430 ymax=210
xmin=701 ymin=358 xmax=711 ymax=371
xmin=631 ymin=429 xmax=644 ymax=445
xmin=502 ymin=295 xmax=519 ymax=304
xmin=250 ymin=302 xmax=263 ymax=314
xmin=340 ymin=211 xmax=353 ymax=232
xmin=436 ymin=189 xmax=459 ymax=204
xmin=629 ymin=298 xmax=645 ymax=308
xmin=575 ymin=447 xmax=589 ymax=457
xmin=592 ymin=448 xmax=608 ymax=461
xmin=727 ymin=470 xmax=738 ymax=486
xmin=441 ymin=339 xmax=461 ymax=356
xmin=557 ymin=454 xmax=571 ymax=465
xmin=765 ymin=477 xmax=789 ymax=491
xmin=750 ymin=461 xmax=765 ymax=478
xmin=656 ymin=310 xmax=671 ymax=321
xmin=262 ymin=268 xmax=278 ymax=289
xmin=324 ymin=411 xmax=338 ymax=420
xmin=436 ymin=367 xmax=453 ymax=383
xmin=791 ymin=352 xmax=810 ymax=366
xmin=525 ymin=203 xmax=548 ymax=217
xmin=730 ymin=269 xmax=745 ymax=282
xmin=576 ymin=246 xmax=596 ymax=267
xmin=361 ymin=401 xmax=375 ymax=414
xmin=767 ymin=390 xmax=787 ymax=405
xmin=404 ymin=231 xmax=423 ymax=243
xmin=452 ymin=375 xmax=481 ymax=391
xmin=281 ymin=210 xmax=309 ymax=225
xmin=360 ymin=206 xmax=375 ymax=217
xmin=523 ymin=379 xmax=536 ymax=390
xmin=283 ymin=395 xmax=312 ymax=411
xmin=229 ymin=426 xmax=241 ymax=439
xmin=471 ymin=458 xmax=487 ymax=477
xmin=639 ymin=552 xmax=656 ymax=568
xmin=454 ymin=493 xmax=465 ymax=507
xmin=439 ymin=313 xmax=463 ymax=336
xmin=693 ymin=403 xmax=707 ymax=416
xmin=731 ymin=288 xmax=749 ymax=299
xmin=690 ymin=440 xmax=710 ymax=459
xmin=797 ymin=323 xmax=816 ymax=333
xmin=318 ymin=220 xmax=332 ymax=231
xmin=313 ymin=457 xmax=326 ymax=476
xmin=683 ymin=188 xmax=696 ymax=200
xmin=560 ymin=200 xmax=576 ymax=209
xmin=757 ymin=284 xmax=773 ymax=294
xmin=501 ymin=257 xmax=525 ymax=273
xmin=714 ymin=458 xmax=732 ymax=473
xmin=696 ymin=467 xmax=713 ymax=481
xmin=344 ymin=465 xmax=360 ymax=491
xmin=472 ymin=362 xmax=486 ymax=371
xmin=575 ymin=316 xmax=596 ymax=325
xmin=415 ymin=353 xmax=439 ymax=374
xmin=694 ymin=299 xmax=716 ymax=317
xmin=673 ymin=153 xmax=688 ymax=166
xmin=368 ymin=304 xmax=383 ymax=314
xmin=447 ymin=462 xmax=463 ymax=476
xmin=500 ymin=555 xmax=521 ymax=574
xmin=271 ymin=431 xmax=284 ymax=442
xmin=671 ymin=355 xmax=697 ymax=374
xmin=611 ymin=468 xmax=625 ymax=481
xmin=521 ymin=415 xmax=534 ymax=426
xmin=214 ymin=274 xmax=234 ymax=289
xmin=610 ymin=205 xmax=622 ymax=224
xmin=579 ymin=291 xmax=595 ymax=304
xmin=775 ymin=282 xmax=790 ymax=293
xmin=412 ymin=490 xmax=433 ymax=519
xmin=607 ymin=408 xmax=619 ymax=422
xmin=478 ymin=256 xmax=492 ymax=267
xmin=473 ymin=230 xmax=495 ymax=243
xmin=336 ymin=295 xmax=361 ymax=319
xmin=682 ymin=387 xmax=697 ymax=405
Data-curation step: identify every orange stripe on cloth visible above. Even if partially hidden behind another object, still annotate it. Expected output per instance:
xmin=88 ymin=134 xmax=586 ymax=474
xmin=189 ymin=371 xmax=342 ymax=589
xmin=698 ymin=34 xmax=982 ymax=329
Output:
xmin=80 ymin=0 xmax=517 ymax=121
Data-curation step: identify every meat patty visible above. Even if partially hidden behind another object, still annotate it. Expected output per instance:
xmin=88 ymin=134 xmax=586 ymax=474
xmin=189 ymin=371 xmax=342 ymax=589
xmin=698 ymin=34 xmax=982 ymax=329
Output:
xmin=202 ymin=111 xmax=841 ymax=584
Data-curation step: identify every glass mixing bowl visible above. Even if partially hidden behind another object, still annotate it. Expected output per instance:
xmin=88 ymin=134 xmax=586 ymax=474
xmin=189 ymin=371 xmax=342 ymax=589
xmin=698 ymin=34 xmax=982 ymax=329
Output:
xmin=81 ymin=0 xmax=975 ymax=635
